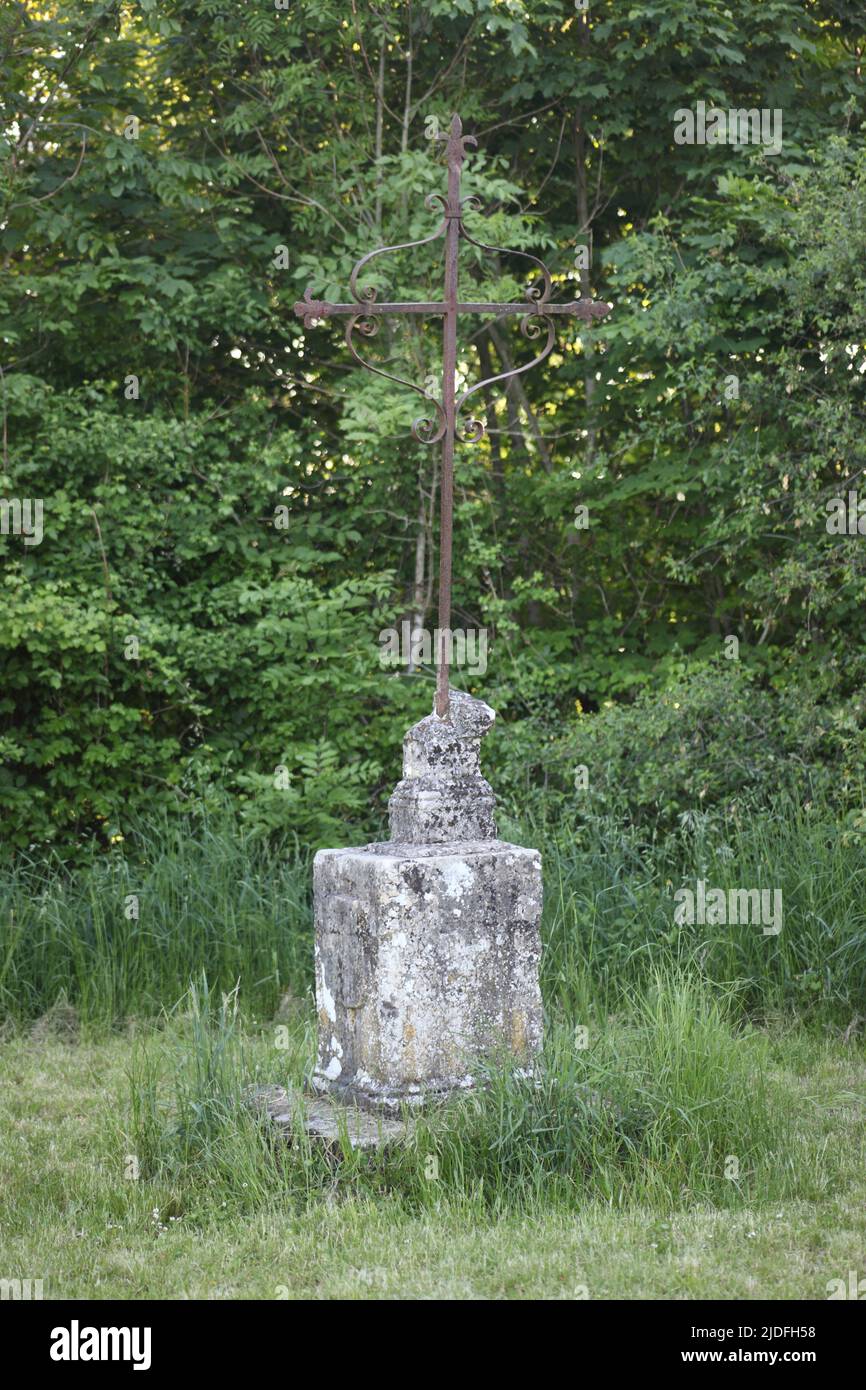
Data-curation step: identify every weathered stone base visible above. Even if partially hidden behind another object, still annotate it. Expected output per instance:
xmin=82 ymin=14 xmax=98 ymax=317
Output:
xmin=312 ymin=838 xmax=543 ymax=1113
xmin=252 ymin=1084 xmax=409 ymax=1152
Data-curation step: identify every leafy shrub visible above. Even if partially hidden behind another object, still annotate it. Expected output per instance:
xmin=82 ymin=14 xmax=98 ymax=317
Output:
xmin=495 ymin=659 xmax=866 ymax=833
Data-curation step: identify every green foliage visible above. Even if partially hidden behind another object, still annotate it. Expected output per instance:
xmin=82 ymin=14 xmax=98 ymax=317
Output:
xmin=0 ymin=385 xmax=413 ymax=852
xmin=1 ymin=1 xmax=866 ymax=854
xmin=494 ymin=659 xmax=866 ymax=832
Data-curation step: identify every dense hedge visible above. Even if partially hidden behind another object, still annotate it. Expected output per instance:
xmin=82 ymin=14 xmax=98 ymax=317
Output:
xmin=2 ymin=2 xmax=866 ymax=857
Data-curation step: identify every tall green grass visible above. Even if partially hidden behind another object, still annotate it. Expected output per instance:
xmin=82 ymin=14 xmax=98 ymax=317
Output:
xmin=0 ymin=808 xmax=312 ymax=1028
xmin=537 ymin=798 xmax=866 ymax=1023
xmin=1 ymin=792 xmax=864 ymax=1029
xmin=124 ymin=968 xmax=833 ymax=1217
xmin=3 ymin=793 xmax=857 ymax=1225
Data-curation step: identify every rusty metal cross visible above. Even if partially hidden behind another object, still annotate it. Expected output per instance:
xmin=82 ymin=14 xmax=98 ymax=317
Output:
xmin=294 ymin=113 xmax=611 ymax=719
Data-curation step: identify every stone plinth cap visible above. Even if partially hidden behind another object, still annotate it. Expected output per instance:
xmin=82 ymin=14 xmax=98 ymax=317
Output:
xmin=388 ymin=689 xmax=498 ymax=844
xmin=402 ymin=689 xmax=495 ymax=778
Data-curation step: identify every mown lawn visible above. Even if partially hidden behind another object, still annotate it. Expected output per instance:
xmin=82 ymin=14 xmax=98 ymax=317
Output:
xmin=1 ymin=1018 xmax=863 ymax=1300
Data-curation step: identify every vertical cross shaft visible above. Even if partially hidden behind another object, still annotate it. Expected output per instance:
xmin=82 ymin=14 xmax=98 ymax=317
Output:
xmin=436 ymin=122 xmax=463 ymax=718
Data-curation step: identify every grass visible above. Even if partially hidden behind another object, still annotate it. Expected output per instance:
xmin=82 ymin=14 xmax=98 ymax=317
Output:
xmin=0 ymin=997 xmax=863 ymax=1299
xmin=123 ymin=970 xmax=805 ymax=1212
xmin=1 ymin=795 xmax=865 ymax=1298
xmin=535 ymin=798 xmax=866 ymax=1024
xmin=1 ymin=792 xmax=865 ymax=1032
xmin=0 ymin=810 xmax=313 ymax=1029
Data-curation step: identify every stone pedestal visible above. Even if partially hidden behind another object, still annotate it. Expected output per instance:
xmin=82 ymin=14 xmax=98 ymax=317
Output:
xmin=311 ymin=691 xmax=543 ymax=1112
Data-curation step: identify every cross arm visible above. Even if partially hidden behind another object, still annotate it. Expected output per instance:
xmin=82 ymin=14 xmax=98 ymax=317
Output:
xmin=293 ymin=287 xmax=612 ymax=328
xmin=293 ymin=296 xmax=445 ymax=327
xmin=460 ymin=298 xmax=612 ymax=320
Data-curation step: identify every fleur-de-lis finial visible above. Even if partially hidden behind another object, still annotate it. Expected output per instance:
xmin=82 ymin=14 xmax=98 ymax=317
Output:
xmin=293 ymin=286 xmax=333 ymax=328
xmin=439 ymin=113 xmax=477 ymax=170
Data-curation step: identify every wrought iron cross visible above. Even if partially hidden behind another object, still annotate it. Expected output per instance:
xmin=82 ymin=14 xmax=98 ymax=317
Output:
xmin=294 ymin=113 xmax=611 ymax=719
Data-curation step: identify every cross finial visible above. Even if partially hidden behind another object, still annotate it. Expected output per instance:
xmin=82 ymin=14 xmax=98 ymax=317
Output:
xmin=293 ymin=287 xmax=332 ymax=327
xmin=441 ymin=112 xmax=477 ymax=171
